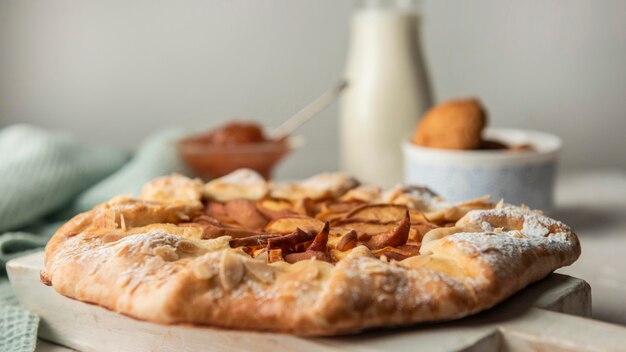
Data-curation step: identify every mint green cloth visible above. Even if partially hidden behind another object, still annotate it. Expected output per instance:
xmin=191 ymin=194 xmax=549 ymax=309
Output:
xmin=0 ymin=279 xmax=38 ymax=352
xmin=0 ymin=125 xmax=190 ymax=351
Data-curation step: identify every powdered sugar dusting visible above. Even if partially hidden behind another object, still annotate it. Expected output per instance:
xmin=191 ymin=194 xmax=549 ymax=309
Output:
xmin=465 ymin=206 xmax=571 ymax=237
xmin=448 ymin=206 xmax=578 ymax=285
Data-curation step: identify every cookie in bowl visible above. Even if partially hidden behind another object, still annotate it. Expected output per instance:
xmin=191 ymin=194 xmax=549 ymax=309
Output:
xmin=405 ymin=98 xmax=560 ymax=211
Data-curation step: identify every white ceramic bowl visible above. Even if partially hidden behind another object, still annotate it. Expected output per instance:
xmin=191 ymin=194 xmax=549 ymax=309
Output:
xmin=403 ymin=128 xmax=562 ymax=211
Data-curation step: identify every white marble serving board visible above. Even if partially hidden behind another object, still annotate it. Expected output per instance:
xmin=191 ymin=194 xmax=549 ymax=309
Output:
xmin=7 ymin=252 xmax=626 ymax=352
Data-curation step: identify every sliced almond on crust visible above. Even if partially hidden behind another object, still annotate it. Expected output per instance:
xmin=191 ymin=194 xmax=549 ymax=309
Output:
xmin=346 ymin=245 xmax=374 ymax=259
xmin=243 ymin=259 xmax=275 ymax=284
xmin=219 ymin=251 xmax=245 ymax=290
xmin=176 ymin=240 xmax=198 ymax=254
xmin=298 ymin=264 xmax=320 ymax=281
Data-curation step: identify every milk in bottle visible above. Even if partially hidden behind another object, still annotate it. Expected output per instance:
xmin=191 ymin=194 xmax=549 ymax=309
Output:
xmin=340 ymin=0 xmax=432 ymax=187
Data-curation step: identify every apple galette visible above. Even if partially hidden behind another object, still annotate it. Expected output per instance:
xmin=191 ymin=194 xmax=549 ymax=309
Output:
xmin=42 ymin=169 xmax=580 ymax=335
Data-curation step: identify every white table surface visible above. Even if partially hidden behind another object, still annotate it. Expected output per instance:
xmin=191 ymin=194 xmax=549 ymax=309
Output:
xmin=554 ymin=169 xmax=626 ymax=326
xmin=33 ymin=169 xmax=626 ymax=351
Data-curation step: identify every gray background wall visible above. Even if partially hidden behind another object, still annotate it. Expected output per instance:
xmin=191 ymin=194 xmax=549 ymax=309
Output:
xmin=1 ymin=0 xmax=625 ymax=179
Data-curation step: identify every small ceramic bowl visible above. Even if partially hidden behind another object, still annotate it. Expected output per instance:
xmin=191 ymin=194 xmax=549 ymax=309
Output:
xmin=178 ymin=136 xmax=303 ymax=181
xmin=403 ymin=128 xmax=562 ymax=211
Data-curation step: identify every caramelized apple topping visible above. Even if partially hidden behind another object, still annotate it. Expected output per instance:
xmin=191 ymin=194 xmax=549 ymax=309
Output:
xmin=205 ymin=201 xmax=231 ymax=223
xmin=283 ymin=222 xmax=332 ymax=263
xmin=371 ymin=245 xmax=419 ymax=261
xmin=256 ymin=198 xmax=299 ymax=220
xmin=268 ymin=248 xmax=284 ymax=263
xmin=336 ymin=230 xmax=358 ymax=251
xmin=307 ymin=222 xmax=329 ymax=252
xmin=364 ymin=211 xmax=411 ymax=250
xmin=229 ymin=234 xmax=280 ymax=248
xmin=268 ymin=228 xmax=315 ymax=252
xmin=175 ymin=182 xmax=473 ymax=265
xmin=293 ymin=198 xmax=319 ymax=217
xmin=224 ymin=199 xmax=268 ymax=230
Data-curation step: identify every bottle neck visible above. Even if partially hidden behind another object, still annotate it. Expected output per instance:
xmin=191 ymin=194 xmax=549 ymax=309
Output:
xmin=354 ymin=0 xmax=421 ymax=12
xmin=349 ymin=8 xmax=422 ymax=53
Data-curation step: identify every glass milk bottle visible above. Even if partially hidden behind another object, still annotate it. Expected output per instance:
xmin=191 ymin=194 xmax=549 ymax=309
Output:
xmin=340 ymin=0 xmax=432 ymax=187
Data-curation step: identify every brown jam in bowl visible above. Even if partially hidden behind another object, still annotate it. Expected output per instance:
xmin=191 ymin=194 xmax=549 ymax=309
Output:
xmin=179 ymin=121 xmax=291 ymax=180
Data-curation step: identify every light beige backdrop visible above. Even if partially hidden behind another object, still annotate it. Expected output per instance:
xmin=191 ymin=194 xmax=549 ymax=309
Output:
xmin=1 ymin=0 xmax=625 ymax=179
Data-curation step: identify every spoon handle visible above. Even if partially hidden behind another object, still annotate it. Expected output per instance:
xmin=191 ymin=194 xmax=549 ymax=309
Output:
xmin=271 ymin=80 xmax=348 ymax=140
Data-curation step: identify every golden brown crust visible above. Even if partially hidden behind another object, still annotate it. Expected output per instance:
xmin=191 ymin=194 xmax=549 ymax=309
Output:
xmin=42 ymin=173 xmax=580 ymax=336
